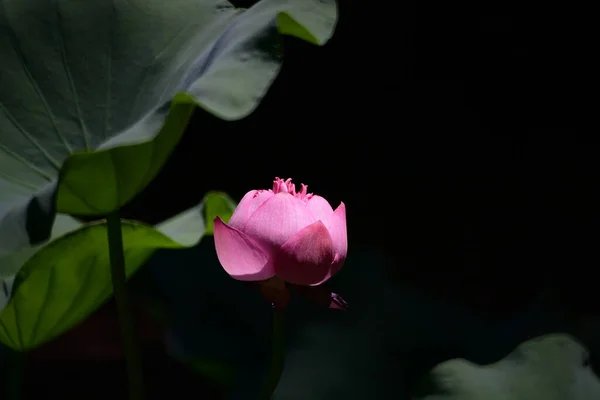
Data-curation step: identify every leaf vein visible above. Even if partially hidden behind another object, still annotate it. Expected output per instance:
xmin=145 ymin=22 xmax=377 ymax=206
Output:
xmin=45 ymin=255 xmax=97 ymax=340
xmin=0 ymin=131 xmax=56 ymax=181
xmin=2 ymin=8 xmax=73 ymax=154
xmin=54 ymin=0 xmax=91 ymax=150
xmin=0 ymin=318 xmax=16 ymax=349
xmin=27 ymin=265 xmax=55 ymax=346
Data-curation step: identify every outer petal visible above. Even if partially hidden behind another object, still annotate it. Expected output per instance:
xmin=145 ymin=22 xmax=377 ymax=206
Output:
xmin=322 ymin=202 xmax=348 ymax=278
xmin=305 ymin=195 xmax=334 ymax=221
xmin=274 ymin=221 xmax=335 ymax=286
xmin=213 ymin=217 xmax=275 ymax=281
xmin=228 ymin=189 xmax=274 ymax=229
xmin=243 ymin=192 xmax=317 ymax=250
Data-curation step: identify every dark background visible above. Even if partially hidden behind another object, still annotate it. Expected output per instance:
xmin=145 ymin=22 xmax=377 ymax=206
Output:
xmin=125 ymin=0 xmax=593 ymax=317
xmin=3 ymin=0 xmax=595 ymax=399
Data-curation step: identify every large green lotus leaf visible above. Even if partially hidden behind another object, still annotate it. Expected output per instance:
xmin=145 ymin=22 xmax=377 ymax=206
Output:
xmin=0 ymin=0 xmax=337 ymax=262
xmin=0 ymin=202 xmax=207 ymax=351
xmin=414 ymin=334 xmax=600 ymax=400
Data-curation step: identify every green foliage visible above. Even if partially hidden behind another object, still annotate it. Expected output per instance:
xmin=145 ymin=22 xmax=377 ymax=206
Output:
xmin=0 ymin=191 xmax=238 ymax=351
xmin=0 ymin=0 xmax=338 ymax=262
xmin=0 ymin=209 xmax=202 ymax=351
xmin=203 ymin=191 xmax=237 ymax=235
xmin=414 ymin=334 xmax=600 ymax=400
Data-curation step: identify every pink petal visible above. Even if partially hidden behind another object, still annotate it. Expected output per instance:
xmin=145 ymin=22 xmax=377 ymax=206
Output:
xmin=228 ymin=189 xmax=274 ymax=230
xmin=243 ymin=192 xmax=317 ymax=250
xmin=213 ymin=217 xmax=275 ymax=281
xmin=307 ymin=203 xmax=348 ymax=286
xmin=324 ymin=202 xmax=348 ymax=275
xmin=274 ymin=221 xmax=335 ymax=285
xmin=305 ymin=195 xmax=334 ymax=221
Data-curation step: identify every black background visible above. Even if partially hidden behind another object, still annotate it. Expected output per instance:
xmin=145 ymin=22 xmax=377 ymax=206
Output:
xmin=4 ymin=0 xmax=596 ymax=398
xmin=122 ymin=0 xmax=594 ymax=316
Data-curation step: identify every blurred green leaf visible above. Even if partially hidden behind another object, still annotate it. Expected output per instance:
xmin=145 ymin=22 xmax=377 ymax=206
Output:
xmin=0 ymin=201 xmax=207 ymax=351
xmin=414 ymin=334 xmax=600 ymax=400
xmin=203 ymin=191 xmax=237 ymax=235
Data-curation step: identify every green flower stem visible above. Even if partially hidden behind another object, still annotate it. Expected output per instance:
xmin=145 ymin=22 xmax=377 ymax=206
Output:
xmin=7 ymin=349 xmax=25 ymax=400
xmin=107 ymin=211 xmax=143 ymax=400
xmin=259 ymin=309 xmax=285 ymax=400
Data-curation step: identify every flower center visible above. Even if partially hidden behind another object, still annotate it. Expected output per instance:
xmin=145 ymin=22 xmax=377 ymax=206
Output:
xmin=271 ymin=177 xmax=313 ymax=203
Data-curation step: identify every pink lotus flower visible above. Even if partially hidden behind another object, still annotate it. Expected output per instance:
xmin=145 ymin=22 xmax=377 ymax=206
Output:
xmin=213 ymin=178 xmax=348 ymax=308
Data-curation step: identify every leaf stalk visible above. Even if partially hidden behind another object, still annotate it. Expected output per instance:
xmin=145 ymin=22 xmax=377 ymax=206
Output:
xmin=107 ymin=211 xmax=143 ymax=400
